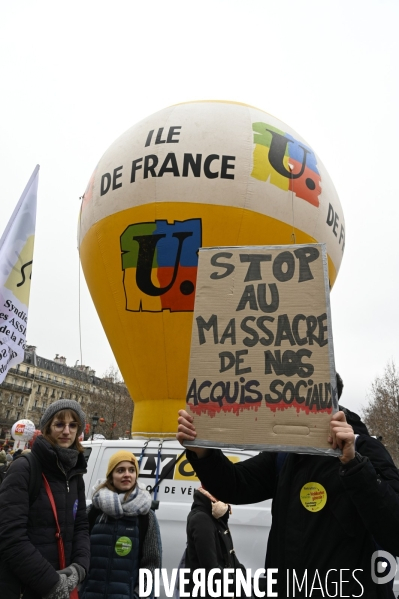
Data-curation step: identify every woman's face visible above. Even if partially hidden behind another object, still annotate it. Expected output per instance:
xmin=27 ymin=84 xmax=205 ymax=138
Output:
xmin=112 ymin=461 xmax=137 ymax=493
xmin=48 ymin=410 xmax=78 ymax=448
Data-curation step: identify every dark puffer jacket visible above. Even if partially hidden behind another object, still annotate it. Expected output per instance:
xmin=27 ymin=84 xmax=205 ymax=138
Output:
xmin=81 ymin=497 xmax=162 ymax=599
xmin=0 ymin=436 xmax=90 ymax=599
xmin=81 ymin=514 xmax=141 ymax=599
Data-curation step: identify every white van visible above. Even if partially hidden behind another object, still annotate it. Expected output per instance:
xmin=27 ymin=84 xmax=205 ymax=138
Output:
xmin=82 ymin=438 xmax=271 ymax=597
xmin=82 ymin=438 xmax=399 ymax=597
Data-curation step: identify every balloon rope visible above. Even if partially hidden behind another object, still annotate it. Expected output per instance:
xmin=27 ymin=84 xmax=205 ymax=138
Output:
xmin=78 ymin=198 xmax=84 ymax=370
xmin=289 ymin=163 xmax=296 ymax=244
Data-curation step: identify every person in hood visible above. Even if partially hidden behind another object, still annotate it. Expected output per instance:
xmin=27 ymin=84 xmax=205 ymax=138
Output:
xmin=177 ymin=375 xmax=399 ymax=599
xmin=185 ymin=486 xmax=249 ymax=599
xmin=0 ymin=399 xmax=90 ymax=599
xmin=12 ymin=448 xmax=22 ymax=460
xmin=80 ymin=450 xmax=162 ymax=599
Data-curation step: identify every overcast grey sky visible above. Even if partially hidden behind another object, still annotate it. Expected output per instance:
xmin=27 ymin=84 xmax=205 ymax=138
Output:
xmin=1 ymin=0 xmax=398 ymax=415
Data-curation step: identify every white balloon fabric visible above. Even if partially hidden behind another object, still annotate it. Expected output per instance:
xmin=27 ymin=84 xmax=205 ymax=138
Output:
xmin=11 ymin=419 xmax=35 ymax=441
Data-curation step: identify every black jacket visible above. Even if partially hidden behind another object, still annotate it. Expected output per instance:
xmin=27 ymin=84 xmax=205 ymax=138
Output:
xmin=0 ymin=436 xmax=90 ymax=599
xmin=186 ymin=414 xmax=399 ymax=598
xmin=186 ymin=490 xmax=245 ymax=598
xmin=0 ymin=462 xmax=7 ymax=482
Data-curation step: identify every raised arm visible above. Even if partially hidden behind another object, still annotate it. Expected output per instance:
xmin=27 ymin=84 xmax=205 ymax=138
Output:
xmin=177 ymin=409 xmax=277 ymax=504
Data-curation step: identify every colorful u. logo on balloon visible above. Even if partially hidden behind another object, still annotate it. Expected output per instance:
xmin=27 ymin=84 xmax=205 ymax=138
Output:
xmin=120 ymin=218 xmax=201 ymax=312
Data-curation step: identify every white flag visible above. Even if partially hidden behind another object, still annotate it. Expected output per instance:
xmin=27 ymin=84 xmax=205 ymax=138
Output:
xmin=0 ymin=165 xmax=40 ymax=383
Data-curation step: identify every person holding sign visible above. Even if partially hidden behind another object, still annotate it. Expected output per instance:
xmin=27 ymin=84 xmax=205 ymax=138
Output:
xmin=177 ymin=388 xmax=399 ymax=598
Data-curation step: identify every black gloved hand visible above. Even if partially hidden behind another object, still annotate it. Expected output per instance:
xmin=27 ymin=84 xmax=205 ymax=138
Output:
xmin=43 ymin=574 xmax=69 ymax=599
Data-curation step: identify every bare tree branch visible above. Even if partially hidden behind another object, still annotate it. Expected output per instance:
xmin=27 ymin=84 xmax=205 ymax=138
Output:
xmin=83 ymin=366 xmax=134 ymax=439
xmin=362 ymin=360 xmax=399 ymax=466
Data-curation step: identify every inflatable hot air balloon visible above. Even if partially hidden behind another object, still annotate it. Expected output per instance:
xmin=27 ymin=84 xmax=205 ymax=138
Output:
xmin=11 ymin=418 xmax=35 ymax=448
xmin=79 ymin=101 xmax=345 ymax=435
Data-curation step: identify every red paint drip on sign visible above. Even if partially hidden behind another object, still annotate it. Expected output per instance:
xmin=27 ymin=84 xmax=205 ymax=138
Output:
xmin=188 ymin=397 xmax=332 ymax=417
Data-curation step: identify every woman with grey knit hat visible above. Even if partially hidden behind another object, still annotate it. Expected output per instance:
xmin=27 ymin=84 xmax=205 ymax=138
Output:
xmin=80 ymin=450 xmax=162 ymax=599
xmin=0 ymin=399 xmax=90 ymax=599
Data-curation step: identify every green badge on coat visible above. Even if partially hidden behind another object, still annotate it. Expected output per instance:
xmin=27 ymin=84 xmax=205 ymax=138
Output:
xmin=115 ymin=536 xmax=132 ymax=556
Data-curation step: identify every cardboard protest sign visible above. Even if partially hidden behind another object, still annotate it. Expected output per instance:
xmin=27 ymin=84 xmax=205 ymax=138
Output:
xmin=185 ymin=244 xmax=339 ymax=454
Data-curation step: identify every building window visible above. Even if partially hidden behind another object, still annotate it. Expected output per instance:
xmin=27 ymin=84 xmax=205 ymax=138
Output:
xmin=18 ymin=396 xmax=24 ymax=406
xmin=37 ymin=385 xmax=41 ymax=393
xmin=34 ymin=399 xmax=39 ymax=407
xmin=26 ymin=367 xmax=30 ymax=374
xmin=8 ymin=395 xmax=13 ymax=404
xmin=6 ymin=410 xmax=10 ymax=419
xmin=16 ymin=412 xmax=20 ymax=420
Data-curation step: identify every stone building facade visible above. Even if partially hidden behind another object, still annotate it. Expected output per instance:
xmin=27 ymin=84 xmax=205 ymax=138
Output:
xmin=0 ymin=345 xmax=134 ymax=443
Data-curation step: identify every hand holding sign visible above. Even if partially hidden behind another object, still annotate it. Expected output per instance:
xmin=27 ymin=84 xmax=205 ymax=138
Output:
xmin=177 ymin=409 xmax=209 ymax=458
xmin=328 ymin=411 xmax=355 ymax=463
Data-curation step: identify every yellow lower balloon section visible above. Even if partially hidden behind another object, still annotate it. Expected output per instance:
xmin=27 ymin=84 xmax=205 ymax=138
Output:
xmin=80 ymin=203 xmax=337 ymax=434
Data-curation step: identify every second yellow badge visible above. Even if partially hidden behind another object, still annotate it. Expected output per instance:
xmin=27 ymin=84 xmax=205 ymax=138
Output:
xmin=300 ymin=482 xmax=327 ymax=512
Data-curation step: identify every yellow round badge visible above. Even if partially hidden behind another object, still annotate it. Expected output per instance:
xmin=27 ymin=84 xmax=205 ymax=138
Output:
xmin=300 ymin=482 xmax=327 ymax=512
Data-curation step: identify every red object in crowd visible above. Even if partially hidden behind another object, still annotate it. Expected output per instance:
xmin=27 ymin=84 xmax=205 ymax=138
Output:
xmin=29 ymin=430 xmax=42 ymax=448
xmin=85 ymin=423 xmax=90 ymax=433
